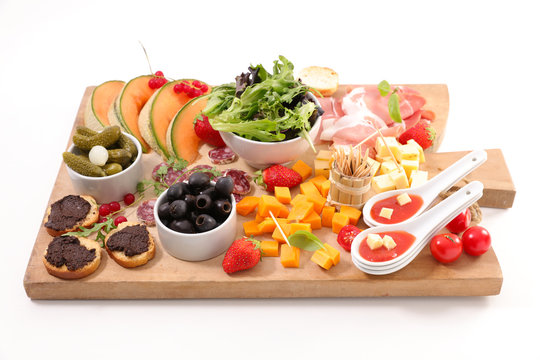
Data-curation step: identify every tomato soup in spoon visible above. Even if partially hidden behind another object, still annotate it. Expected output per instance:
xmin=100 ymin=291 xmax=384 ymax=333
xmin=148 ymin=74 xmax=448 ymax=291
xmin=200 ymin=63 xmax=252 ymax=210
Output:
xmin=370 ymin=194 xmax=424 ymax=224
xmin=359 ymin=231 xmax=416 ymax=262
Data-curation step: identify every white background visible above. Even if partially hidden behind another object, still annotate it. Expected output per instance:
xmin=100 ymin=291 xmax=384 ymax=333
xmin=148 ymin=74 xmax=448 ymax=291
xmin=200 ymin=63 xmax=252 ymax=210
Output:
xmin=1 ymin=0 xmax=538 ymax=359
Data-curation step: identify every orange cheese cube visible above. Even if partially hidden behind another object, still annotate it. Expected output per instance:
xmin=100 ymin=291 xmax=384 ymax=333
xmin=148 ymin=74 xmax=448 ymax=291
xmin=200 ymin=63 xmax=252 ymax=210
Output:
xmin=257 ymin=195 xmax=284 ymax=217
xmin=300 ymin=181 xmax=320 ymax=197
xmin=332 ymin=213 xmax=349 ymax=234
xmin=306 ymin=193 xmax=326 ymax=214
xmin=280 ymin=244 xmax=300 ymax=268
xmin=278 ymin=204 xmax=290 ymax=218
xmin=287 ymin=201 xmax=314 ymax=221
xmin=261 ymin=240 xmax=279 ymax=257
xmin=243 ymin=220 xmax=263 ymax=237
xmin=340 ymin=206 xmax=362 ymax=226
xmin=291 ymin=193 xmax=308 ymax=206
xmin=236 ymin=196 xmax=259 ymax=216
xmin=309 ymin=175 xmax=328 ymax=193
xmin=303 ymin=211 xmax=322 ymax=230
xmin=289 ymin=222 xmax=312 ymax=234
xmin=323 ymin=243 xmax=340 ymax=265
xmin=274 ymin=186 xmax=291 ymax=204
xmin=292 ymin=159 xmax=312 ymax=181
xmin=311 ymin=249 xmax=333 ymax=270
xmin=272 ymin=223 xmax=291 ymax=244
xmin=257 ymin=218 xmax=276 ymax=233
xmin=320 ymin=179 xmax=331 ymax=198
xmin=321 ymin=206 xmax=336 ymax=227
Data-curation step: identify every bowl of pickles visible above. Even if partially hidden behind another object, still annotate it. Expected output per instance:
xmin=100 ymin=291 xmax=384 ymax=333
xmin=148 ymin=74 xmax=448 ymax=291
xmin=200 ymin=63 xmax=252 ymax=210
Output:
xmin=63 ymin=125 xmax=143 ymax=203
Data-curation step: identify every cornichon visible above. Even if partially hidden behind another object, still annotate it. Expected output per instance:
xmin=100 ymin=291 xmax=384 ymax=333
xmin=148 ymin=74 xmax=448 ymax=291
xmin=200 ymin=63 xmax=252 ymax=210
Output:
xmin=102 ymin=163 xmax=123 ymax=176
xmin=63 ymin=152 xmax=106 ymax=177
xmin=75 ymin=126 xmax=98 ymax=137
xmin=72 ymin=126 xmax=121 ymax=150
xmin=117 ymin=133 xmax=138 ymax=160
xmin=107 ymin=149 xmax=131 ymax=168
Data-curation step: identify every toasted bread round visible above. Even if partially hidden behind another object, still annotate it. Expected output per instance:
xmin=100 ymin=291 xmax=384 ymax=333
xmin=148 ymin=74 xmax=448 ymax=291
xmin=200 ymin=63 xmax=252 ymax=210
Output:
xmin=104 ymin=221 xmax=155 ymax=268
xmin=298 ymin=66 xmax=339 ymax=97
xmin=44 ymin=194 xmax=99 ymax=237
xmin=43 ymin=236 xmax=101 ymax=280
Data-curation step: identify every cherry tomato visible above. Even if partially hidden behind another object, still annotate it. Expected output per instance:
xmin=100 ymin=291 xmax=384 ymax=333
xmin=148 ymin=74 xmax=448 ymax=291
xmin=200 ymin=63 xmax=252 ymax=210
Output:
xmin=462 ymin=226 xmax=491 ymax=256
xmin=337 ymin=225 xmax=361 ymax=252
xmin=430 ymin=233 xmax=463 ymax=263
xmin=446 ymin=208 xmax=471 ymax=233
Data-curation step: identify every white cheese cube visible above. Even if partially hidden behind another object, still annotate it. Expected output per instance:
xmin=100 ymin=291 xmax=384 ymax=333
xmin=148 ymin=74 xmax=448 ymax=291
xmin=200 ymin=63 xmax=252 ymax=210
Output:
xmin=379 ymin=207 xmax=393 ymax=219
xmin=366 ymin=157 xmax=381 ymax=176
xmin=316 ymin=150 xmax=333 ymax=161
xmin=371 ymin=174 xmax=396 ymax=193
xmin=407 ymin=139 xmax=425 ymax=163
xmin=314 ymin=159 xmax=330 ymax=178
xmin=397 ymin=144 xmax=419 ymax=162
xmin=396 ymin=193 xmax=412 ymax=205
xmin=375 ymin=137 xmax=400 ymax=159
xmin=390 ymin=171 xmax=409 ymax=189
xmin=382 ymin=235 xmax=397 ymax=250
xmin=410 ymin=170 xmax=429 ymax=188
xmin=376 ymin=155 xmax=393 ymax=163
xmin=367 ymin=234 xmax=384 ymax=250
xmin=401 ymin=159 xmax=419 ymax=180
xmin=380 ymin=161 xmax=399 ymax=175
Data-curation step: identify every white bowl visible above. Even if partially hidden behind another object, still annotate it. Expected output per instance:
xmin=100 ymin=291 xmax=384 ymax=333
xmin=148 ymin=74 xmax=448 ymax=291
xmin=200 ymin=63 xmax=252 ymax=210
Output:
xmin=66 ymin=132 xmax=143 ymax=203
xmin=154 ymin=183 xmax=237 ymax=261
xmin=219 ymin=93 xmax=322 ymax=169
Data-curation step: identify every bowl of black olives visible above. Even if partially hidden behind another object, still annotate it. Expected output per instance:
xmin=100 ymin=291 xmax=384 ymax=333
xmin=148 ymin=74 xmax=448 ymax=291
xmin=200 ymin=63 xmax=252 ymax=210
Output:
xmin=154 ymin=172 xmax=237 ymax=261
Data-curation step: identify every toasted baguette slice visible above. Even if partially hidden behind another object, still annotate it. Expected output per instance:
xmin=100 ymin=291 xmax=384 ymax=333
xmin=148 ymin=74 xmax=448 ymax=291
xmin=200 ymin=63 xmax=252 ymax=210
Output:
xmin=43 ymin=236 xmax=101 ymax=280
xmin=44 ymin=195 xmax=99 ymax=237
xmin=104 ymin=221 xmax=155 ymax=268
xmin=298 ymin=66 xmax=339 ymax=97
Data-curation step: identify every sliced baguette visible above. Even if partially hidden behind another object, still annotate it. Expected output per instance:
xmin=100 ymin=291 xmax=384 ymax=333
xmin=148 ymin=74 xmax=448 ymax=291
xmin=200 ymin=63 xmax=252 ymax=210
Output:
xmin=298 ymin=66 xmax=339 ymax=97
xmin=104 ymin=221 xmax=155 ymax=268
xmin=43 ymin=236 xmax=101 ymax=280
xmin=43 ymin=195 xmax=99 ymax=237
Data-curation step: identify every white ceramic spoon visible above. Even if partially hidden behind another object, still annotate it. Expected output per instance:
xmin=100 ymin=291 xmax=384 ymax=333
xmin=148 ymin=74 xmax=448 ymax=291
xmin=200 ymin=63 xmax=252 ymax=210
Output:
xmin=363 ymin=149 xmax=487 ymax=228
xmin=351 ymin=181 xmax=484 ymax=275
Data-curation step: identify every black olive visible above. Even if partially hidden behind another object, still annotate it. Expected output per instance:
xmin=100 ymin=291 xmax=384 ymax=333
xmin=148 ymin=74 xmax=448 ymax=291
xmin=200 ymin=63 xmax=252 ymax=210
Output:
xmin=213 ymin=199 xmax=232 ymax=220
xmin=200 ymin=186 xmax=217 ymax=199
xmin=161 ymin=217 xmax=171 ymax=227
xmin=189 ymin=210 xmax=199 ymax=224
xmin=167 ymin=183 xmax=184 ymax=202
xmin=158 ymin=202 xmax=171 ymax=220
xmin=188 ymin=172 xmax=210 ymax=192
xmin=215 ymin=176 xmax=234 ymax=197
xmin=169 ymin=200 xmax=188 ymax=220
xmin=184 ymin=194 xmax=196 ymax=209
xmin=180 ymin=182 xmax=192 ymax=196
xmin=195 ymin=214 xmax=218 ymax=232
xmin=169 ymin=219 xmax=195 ymax=233
xmin=195 ymin=194 xmax=212 ymax=212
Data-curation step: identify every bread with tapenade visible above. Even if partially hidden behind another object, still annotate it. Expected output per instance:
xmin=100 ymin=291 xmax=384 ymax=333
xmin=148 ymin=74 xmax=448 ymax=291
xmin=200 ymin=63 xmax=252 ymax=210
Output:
xmin=43 ymin=235 xmax=101 ymax=280
xmin=104 ymin=221 xmax=155 ymax=268
xmin=43 ymin=194 xmax=99 ymax=237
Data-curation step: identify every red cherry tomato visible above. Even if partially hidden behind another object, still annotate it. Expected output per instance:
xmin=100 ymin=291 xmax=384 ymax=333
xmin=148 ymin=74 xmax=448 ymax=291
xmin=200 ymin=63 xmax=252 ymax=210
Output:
xmin=446 ymin=208 xmax=471 ymax=233
xmin=430 ymin=233 xmax=463 ymax=263
xmin=114 ymin=216 xmax=128 ymax=226
xmin=337 ymin=225 xmax=362 ymax=252
xmin=462 ymin=226 xmax=491 ymax=256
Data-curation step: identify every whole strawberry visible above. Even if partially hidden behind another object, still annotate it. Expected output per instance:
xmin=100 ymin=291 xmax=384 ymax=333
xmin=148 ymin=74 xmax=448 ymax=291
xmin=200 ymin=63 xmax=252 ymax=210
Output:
xmin=222 ymin=237 xmax=261 ymax=274
xmin=194 ymin=114 xmax=226 ymax=147
xmin=255 ymin=164 xmax=302 ymax=192
xmin=398 ymin=119 xmax=436 ymax=149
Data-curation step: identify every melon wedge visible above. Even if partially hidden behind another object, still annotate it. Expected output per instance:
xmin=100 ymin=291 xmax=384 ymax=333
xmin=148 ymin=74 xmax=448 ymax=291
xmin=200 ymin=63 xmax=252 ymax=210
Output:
xmin=84 ymin=80 xmax=125 ymax=131
xmin=167 ymin=97 xmax=208 ymax=164
xmin=108 ymin=75 xmax=158 ymax=153
xmin=139 ymin=79 xmax=210 ymax=159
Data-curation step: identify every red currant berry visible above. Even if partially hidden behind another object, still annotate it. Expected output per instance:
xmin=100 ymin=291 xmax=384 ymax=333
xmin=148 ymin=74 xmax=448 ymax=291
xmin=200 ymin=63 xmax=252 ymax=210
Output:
xmin=124 ymin=193 xmax=135 ymax=205
xmin=187 ymin=87 xmax=196 ymax=98
xmin=155 ymin=70 xmax=164 ymax=77
xmin=192 ymin=80 xmax=202 ymax=88
xmin=192 ymin=88 xmax=202 ymax=97
xmin=99 ymin=204 xmax=111 ymax=216
xmin=108 ymin=201 xmax=121 ymax=212
xmin=174 ymin=83 xmax=183 ymax=94
xmin=200 ymin=84 xmax=209 ymax=93
xmin=114 ymin=216 xmax=128 ymax=226
xmin=148 ymin=78 xmax=158 ymax=89
xmin=157 ymin=78 xmax=168 ymax=88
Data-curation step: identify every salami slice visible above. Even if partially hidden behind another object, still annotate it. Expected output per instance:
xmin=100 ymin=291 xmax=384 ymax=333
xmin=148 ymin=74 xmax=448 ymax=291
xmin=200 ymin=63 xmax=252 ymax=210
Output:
xmin=223 ymin=169 xmax=252 ymax=195
xmin=137 ymin=199 xmax=157 ymax=226
xmin=232 ymin=193 xmax=245 ymax=203
xmin=208 ymin=146 xmax=238 ymax=165
xmin=151 ymin=162 xmax=186 ymax=187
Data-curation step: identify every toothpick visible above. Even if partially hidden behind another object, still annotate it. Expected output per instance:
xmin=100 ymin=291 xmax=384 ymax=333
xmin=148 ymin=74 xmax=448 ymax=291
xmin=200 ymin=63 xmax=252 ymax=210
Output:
xmin=269 ymin=210 xmax=290 ymax=246
xmin=353 ymin=129 xmax=378 ymax=150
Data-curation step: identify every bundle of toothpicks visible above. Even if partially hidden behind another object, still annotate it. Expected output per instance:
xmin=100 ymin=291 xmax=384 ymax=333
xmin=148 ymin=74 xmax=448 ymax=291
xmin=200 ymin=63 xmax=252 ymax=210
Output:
xmin=329 ymin=145 xmax=374 ymax=208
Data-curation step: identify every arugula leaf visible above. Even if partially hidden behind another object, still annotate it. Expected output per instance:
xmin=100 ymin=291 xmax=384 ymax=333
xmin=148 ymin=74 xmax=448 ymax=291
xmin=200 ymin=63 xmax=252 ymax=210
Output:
xmin=62 ymin=217 xmax=117 ymax=248
xmin=388 ymin=92 xmax=402 ymax=123
xmin=287 ymin=230 xmax=325 ymax=252
xmin=378 ymin=80 xmax=391 ymax=97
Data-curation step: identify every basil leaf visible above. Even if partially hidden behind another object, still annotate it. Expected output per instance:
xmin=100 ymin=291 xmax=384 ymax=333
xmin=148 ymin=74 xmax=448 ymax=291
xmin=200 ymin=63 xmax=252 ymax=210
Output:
xmin=287 ymin=230 xmax=325 ymax=251
xmin=388 ymin=93 xmax=402 ymax=123
xmin=377 ymin=80 xmax=391 ymax=97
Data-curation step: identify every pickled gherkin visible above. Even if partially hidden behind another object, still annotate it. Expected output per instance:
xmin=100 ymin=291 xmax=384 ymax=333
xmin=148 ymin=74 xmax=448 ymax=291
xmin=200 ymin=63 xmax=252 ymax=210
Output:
xmin=107 ymin=149 xmax=131 ymax=168
xmin=117 ymin=133 xmax=138 ymax=160
xmin=72 ymin=126 xmax=121 ymax=150
xmin=63 ymin=152 xmax=106 ymax=177
xmin=75 ymin=126 xmax=98 ymax=137
xmin=102 ymin=163 xmax=123 ymax=176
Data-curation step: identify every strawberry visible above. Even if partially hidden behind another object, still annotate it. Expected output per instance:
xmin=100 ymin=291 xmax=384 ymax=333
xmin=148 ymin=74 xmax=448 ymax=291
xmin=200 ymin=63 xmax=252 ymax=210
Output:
xmin=222 ymin=237 xmax=262 ymax=274
xmin=194 ymin=114 xmax=226 ymax=147
xmin=398 ymin=119 xmax=436 ymax=149
xmin=254 ymin=164 xmax=302 ymax=192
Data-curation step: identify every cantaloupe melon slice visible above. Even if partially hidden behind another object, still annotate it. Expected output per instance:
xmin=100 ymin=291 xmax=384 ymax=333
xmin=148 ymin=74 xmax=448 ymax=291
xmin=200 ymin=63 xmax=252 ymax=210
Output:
xmin=108 ymin=75 xmax=157 ymax=153
xmin=166 ymin=97 xmax=208 ymax=164
xmin=84 ymin=80 xmax=125 ymax=131
xmin=139 ymin=79 xmax=210 ymax=159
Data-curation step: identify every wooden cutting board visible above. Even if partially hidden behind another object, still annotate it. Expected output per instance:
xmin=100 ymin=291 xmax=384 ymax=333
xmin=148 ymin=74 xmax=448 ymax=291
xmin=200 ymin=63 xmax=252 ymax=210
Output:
xmin=23 ymin=85 xmax=511 ymax=299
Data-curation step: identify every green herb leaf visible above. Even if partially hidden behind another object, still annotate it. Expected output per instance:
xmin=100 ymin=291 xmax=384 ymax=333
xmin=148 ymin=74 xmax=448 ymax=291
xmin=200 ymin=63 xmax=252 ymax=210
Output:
xmin=378 ymin=80 xmax=391 ymax=97
xmin=62 ymin=217 xmax=117 ymax=248
xmin=388 ymin=93 xmax=402 ymax=123
xmin=287 ymin=230 xmax=325 ymax=252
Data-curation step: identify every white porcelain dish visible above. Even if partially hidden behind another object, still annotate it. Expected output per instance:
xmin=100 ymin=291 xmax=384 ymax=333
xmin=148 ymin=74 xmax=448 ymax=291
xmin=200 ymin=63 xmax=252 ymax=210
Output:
xmin=219 ymin=92 xmax=322 ymax=169
xmin=154 ymin=183 xmax=237 ymax=262
xmin=66 ymin=132 xmax=143 ymax=204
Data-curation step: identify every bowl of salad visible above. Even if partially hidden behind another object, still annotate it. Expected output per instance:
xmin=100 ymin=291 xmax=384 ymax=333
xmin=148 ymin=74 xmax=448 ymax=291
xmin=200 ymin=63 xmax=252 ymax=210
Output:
xmin=202 ymin=56 xmax=323 ymax=169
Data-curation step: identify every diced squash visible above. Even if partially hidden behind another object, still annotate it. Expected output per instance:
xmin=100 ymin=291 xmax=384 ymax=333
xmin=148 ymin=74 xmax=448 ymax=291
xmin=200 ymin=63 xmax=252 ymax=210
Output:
xmin=291 ymin=193 xmax=308 ymax=206
xmin=272 ymin=223 xmax=291 ymax=244
xmin=332 ymin=213 xmax=349 ymax=234
xmin=278 ymin=204 xmax=290 ymax=218
xmin=257 ymin=218 xmax=276 ymax=233
xmin=321 ymin=206 xmax=336 ymax=227
xmin=292 ymin=159 xmax=313 ymax=181
xmin=323 ymin=243 xmax=340 ymax=265
xmin=309 ymin=175 xmax=328 ymax=193
xmin=306 ymin=193 xmax=326 ymax=214
xmin=303 ymin=211 xmax=322 ymax=230
xmin=261 ymin=241 xmax=279 ymax=257
xmin=255 ymin=213 xmax=265 ymax=223
xmin=339 ymin=206 xmax=362 ymax=226
xmin=280 ymin=244 xmax=300 ymax=268
xmin=287 ymin=201 xmax=314 ymax=221
xmin=300 ymin=181 xmax=320 ymax=197
xmin=274 ymin=186 xmax=291 ymax=204
xmin=258 ymin=195 xmax=284 ymax=217
xmin=311 ymin=249 xmax=333 ymax=270
xmin=320 ymin=180 xmax=331 ymax=198
xmin=243 ymin=220 xmax=263 ymax=237
xmin=289 ymin=223 xmax=312 ymax=234
xmin=236 ymin=196 xmax=259 ymax=216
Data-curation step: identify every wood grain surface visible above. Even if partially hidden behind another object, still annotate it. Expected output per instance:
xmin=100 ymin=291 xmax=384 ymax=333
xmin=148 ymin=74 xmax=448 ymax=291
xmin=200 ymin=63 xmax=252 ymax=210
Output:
xmin=23 ymin=84 xmax=508 ymax=299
